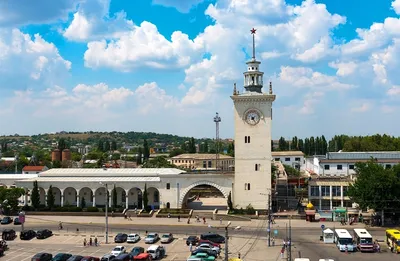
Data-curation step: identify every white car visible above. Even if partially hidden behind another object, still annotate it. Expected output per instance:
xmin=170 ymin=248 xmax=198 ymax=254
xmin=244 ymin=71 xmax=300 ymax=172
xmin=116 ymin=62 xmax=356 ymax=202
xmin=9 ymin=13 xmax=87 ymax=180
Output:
xmin=127 ymin=233 xmax=141 ymax=243
xmin=196 ymin=243 xmax=220 ymax=254
xmin=160 ymin=233 xmax=173 ymax=244
xmin=111 ymin=245 xmax=126 ymax=256
xmin=145 ymin=233 xmax=159 ymax=244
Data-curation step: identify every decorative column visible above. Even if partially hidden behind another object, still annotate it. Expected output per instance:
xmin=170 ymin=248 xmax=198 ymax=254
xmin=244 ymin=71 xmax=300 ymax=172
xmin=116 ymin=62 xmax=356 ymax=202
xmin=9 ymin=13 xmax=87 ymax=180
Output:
xmin=125 ymin=194 xmax=129 ymax=209
xmin=92 ymin=196 xmax=96 ymax=207
xmin=76 ymin=195 xmax=80 ymax=207
xmin=340 ymin=186 xmax=344 ymax=207
xmin=318 ymin=186 xmax=322 ymax=210
xmin=330 ymin=186 xmax=333 ymax=210
xmin=176 ymin=183 xmax=180 ymax=208
xmin=61 ymin=195 xmax=64 ymax=207
xmin=108 ymin=190 xmax=112 ymax=208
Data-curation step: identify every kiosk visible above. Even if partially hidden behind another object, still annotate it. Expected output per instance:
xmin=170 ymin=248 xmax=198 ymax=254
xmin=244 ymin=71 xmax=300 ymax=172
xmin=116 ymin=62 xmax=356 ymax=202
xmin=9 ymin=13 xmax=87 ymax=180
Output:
xmin=323 ymin=228 xmax=334 ymax=244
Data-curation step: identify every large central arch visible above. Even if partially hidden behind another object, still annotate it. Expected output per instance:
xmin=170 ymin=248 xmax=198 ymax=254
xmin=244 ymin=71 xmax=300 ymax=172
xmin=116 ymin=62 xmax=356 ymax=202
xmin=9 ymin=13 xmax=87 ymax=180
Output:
xmin=179 ymin=180 xmax=229 ymax=208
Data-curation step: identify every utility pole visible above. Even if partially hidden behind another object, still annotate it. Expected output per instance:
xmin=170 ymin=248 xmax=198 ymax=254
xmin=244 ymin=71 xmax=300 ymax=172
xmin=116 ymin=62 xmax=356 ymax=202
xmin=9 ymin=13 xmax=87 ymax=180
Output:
xmin=214 ymin=112 xmax=221 ymax=171
xmin=224 ymin=226 xmax=229 ymax=261
xmin=267 ymin=193 xmax=271 ymax=247
xmin=288 ymin=217 xmax=292 ymax=261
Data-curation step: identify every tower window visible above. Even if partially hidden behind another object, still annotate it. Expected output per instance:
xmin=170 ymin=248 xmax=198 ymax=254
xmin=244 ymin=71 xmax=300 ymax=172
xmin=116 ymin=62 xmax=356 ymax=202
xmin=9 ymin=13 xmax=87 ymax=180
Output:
xmin=244 ymin=183 xmax=251 ymax=190
xmin=166 ymin=183 xmax=170 ymax=190
xmin=255 ymin=164 xmax=260 ymax=171
xmin=252 ymin=67 xmax=254 ymax=70
xmin=245 ymin=136 xmax=251 ymax=143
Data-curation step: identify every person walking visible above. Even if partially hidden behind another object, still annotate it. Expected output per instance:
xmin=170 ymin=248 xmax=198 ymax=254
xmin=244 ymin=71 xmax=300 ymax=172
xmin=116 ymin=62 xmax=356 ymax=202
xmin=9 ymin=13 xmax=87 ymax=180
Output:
xmin=177 ymin=215 xmax=180 ymax=222
xmin=83 ymin=238 xmax=87 ymax=247
xmin=203 ymin=217 xmax=206 ymax=224
xmin=89 ymin=237 xmax=92 ymax=246
xmin=94 ymin=237 xmax=98 ymax=247
xmin=220 ymin=218 xmax=222 ymax=225
xmin=280 ymin=248 xmax=284 ymax=259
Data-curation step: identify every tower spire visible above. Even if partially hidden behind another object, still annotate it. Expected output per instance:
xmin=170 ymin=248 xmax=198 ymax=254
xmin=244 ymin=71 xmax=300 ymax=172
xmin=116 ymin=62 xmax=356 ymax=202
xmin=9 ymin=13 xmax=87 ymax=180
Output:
xmin=250 ymin=28 xmax=257 ymax=60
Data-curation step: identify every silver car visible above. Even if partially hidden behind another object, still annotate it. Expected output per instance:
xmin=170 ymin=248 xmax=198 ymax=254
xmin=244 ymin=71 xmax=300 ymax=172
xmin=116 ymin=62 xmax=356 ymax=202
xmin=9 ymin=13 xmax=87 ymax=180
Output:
xmin=144 ymin=233 xmax=159 ymax=244
xmin=160 ymin=233 xmax=173 ymax=244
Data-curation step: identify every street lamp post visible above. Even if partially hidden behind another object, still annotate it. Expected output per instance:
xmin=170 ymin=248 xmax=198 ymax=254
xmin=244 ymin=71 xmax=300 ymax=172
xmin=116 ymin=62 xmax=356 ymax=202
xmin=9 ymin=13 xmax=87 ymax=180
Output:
xmin=99 ymin=182 xmax=109 ymax=244
xmin=208 ymin=221 xmax=239 ymax=261
xmin=260 ymin=191 xmax=274 ymax=247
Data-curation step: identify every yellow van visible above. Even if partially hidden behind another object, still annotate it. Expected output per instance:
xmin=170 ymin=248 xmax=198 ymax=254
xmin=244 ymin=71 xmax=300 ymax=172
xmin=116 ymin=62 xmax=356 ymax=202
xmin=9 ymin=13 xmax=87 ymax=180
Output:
xmin=385 ymin=229 xmax=400 ymax=253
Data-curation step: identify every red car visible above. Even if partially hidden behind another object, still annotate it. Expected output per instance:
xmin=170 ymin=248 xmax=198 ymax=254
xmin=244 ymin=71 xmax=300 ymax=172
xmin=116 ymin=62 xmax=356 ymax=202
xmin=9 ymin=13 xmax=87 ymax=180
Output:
xmin=197 ymin=240 xmax=221 ymax=248
xmin=81 ymin=257 xmax=100 ymax=261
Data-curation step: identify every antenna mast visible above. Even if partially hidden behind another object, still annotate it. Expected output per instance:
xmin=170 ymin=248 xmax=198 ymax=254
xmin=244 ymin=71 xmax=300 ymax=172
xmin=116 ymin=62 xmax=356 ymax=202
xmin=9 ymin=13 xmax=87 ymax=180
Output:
xmin=214 ymin=112 xmax=221 ymax=171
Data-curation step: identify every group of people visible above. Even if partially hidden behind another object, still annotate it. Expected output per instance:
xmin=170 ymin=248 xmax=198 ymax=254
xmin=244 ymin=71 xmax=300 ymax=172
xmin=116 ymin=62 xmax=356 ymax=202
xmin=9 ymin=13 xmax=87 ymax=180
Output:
xmin=279 ymin=239 xmax=291 ymax=258
xmin=83 ymin=237 xmax=99 ymax=247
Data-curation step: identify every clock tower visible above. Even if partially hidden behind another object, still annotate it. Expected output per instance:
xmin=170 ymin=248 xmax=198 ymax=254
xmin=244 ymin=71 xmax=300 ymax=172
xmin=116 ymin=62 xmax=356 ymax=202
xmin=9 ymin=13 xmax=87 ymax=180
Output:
xmin=231 ymin=28 xmax=276 ymax=209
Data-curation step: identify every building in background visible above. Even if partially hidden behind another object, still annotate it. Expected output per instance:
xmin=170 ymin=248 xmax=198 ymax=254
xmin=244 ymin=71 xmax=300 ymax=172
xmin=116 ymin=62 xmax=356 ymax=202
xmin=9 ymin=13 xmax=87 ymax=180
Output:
xmin=170 ymin=154 xmax=234 ymax=171
xmin=22 ymin=166 xmax=48 ymax=174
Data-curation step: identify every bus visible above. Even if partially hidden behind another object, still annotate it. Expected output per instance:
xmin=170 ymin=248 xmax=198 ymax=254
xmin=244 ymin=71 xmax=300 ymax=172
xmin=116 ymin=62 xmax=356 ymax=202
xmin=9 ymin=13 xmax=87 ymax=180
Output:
xmin=334 ymin=229 xmax=355 ymax=252
xmin=386 ymin=229 xmax=400 ymax=254
xmin=353 ymin=229 xmax=374 ymax=252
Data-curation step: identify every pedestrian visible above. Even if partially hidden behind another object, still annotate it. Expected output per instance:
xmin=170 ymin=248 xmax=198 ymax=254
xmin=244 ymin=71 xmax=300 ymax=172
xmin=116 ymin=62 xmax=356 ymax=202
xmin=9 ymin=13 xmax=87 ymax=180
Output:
xmin=94 ymin=237 xmax=98 ymax=247
xmin=203 ymin=217 xmax=206 ymax=224
xmin=280 ymin=248 xmax=284 ymax=258
xmin=128 ymin=214 xmax=132 ymax=220
xmin=89 ymin=237 xmax=92 ymax=246
xmin=220 ymin=218 xmax=222 ymax=225
xmin=83 ymin=238 xmax=87 ymax=247
xmin=145 ymin=230 xmax=148 ymax=235
xmin=187 ymin=218 xmax=190 ymax=224
xmin=111 ymin=211 xmax=114 ymax=217
xmin=189 ymin=242 xmax=193 ymax=252
xmin=283 ymin=239 xmax=286 ymax=248
xmin=238 ymin=252 xmax=241 ymax=259
xmin=272 ymin=237 xmax=275 ymax=246
xmin=178 ymin=215 xmax=180 ymax=222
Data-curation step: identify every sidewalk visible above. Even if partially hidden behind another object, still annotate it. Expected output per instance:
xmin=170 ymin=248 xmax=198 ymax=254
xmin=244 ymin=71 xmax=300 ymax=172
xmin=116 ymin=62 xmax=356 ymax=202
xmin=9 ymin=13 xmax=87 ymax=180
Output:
xmin=23 ymin=214 xmax=368 ymax=230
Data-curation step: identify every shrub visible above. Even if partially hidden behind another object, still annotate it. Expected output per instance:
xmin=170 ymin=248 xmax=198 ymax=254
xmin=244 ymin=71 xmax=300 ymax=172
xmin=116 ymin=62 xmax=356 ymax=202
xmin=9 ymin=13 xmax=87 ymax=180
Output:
xmin=246 ymin=204 xmax=256 ymax=215
xmin=21 ymin=205 xmax=33 ymax=211
xmin=86 ymin=207 xmax=99 ymax=212
xmin=68 ymin=207 xmax=82 ymax=212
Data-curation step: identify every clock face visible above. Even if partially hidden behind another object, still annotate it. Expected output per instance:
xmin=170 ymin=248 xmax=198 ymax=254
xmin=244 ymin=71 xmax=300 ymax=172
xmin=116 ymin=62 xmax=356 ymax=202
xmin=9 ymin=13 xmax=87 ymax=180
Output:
xmin=245 ymin=109 xmax=261 ymax=125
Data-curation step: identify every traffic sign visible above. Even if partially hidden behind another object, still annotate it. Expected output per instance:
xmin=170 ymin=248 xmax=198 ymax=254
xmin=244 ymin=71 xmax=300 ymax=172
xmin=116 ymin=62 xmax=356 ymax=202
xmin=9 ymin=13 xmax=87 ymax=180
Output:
xmin=274 ymin=229 xmax=278 ymax=235
xmin=321 ymin=224 xmax=325 ymax=229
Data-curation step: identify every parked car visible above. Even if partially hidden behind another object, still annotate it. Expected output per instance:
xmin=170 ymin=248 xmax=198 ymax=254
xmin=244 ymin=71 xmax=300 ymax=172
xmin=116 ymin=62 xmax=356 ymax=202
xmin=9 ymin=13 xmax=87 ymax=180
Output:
xmin=130 ymin=247 xmax=145 ymax=257
xmin=191 ymin=248 xmax=218 ymax=258
xmin=133 ymin=253 xmax=152 ymax=261
xmin=127 ymin=233 xmax=140 ymax=243
xmin=160 ymin=233 xmax=173 ymax=244
xmin=144 ymin=233 xmax=159 ymax=244
xmin=53 ymin=253 xmax=73 ymax=261
xmin=187 ymin=252 xmax=216 ymax=261
xmin=2 ymin=229 xmax=16 ymax=240
xmin=186 ymin=236 xmax=199 ymax=246
xmin=114 ymin=233 xmax=128 ymax=243
xmin=100 ymin=254 xmax=116 ymax=261
xmin=13 ymin=217 xmax=22 ymax=225
xmin=196 ymin=244 xmax=220 ymax=255
xmin=66 ymin=255 xmax=84 ymax=261
xmin=114 ymin=254 xmax=132 ymax=261
xmin=31 ymin=252 xmax=53 ymax=261
xmin=111 ymin=246 xmax=126 ymax=256
xmin=0 ymin=217 xmax=13 ymax=225
xmin=20 ymin=230 xmax=37 ymax=240
xmin=81 ymin=257 xmax=100 ymax=261
xmin=146 ymin=245 xmax=166 ymax=260
xmin=36 ymin=229 xmax=53 ymax=239
xmin=197 ymin=240 xmax=220 ymax=248
xmin=200 ymin=234 xmax=225 ymax=244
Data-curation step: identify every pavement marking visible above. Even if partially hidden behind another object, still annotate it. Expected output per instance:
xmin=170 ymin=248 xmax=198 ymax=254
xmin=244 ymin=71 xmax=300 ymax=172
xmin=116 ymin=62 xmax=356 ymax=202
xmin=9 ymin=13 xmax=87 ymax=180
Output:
xmin=168 ymin=253 xmax=178 ymax=261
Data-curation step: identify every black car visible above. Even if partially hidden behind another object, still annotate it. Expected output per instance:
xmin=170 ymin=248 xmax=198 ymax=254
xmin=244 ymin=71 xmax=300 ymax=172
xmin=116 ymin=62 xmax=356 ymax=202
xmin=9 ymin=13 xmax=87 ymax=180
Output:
xmin=114 ymin=254 xmax=131 ymax=261
xmin=114 ymin=233 xmax=128 ymax=243
xmin=36 ymin=229 xmax=53 ymax=239
xmin=13 ymin=217 xmax=21 ymax=225
xmin=20 ymin=230 xmax=37 ymax=240
xmin=191 ymin=248 xmax=218 ymax=258
xmin=31 ymin=252 xmax=53 ymax=261
xmin=66 ymin=255 xmax=84 ymax=261
xmin=186 ymin=236 xmax=199 ymax=246
xmin=0 ymin=217 xmax=12 ymax=225
xmin=2 ymin=229 xmax=16 ymax=240
xmin=200 ymin=233 xmax=225 ymax=244
xmin=53 ymin=253 xmax=73 ymax=261
xmin=130 ymin=246 xmax=145 ymax=257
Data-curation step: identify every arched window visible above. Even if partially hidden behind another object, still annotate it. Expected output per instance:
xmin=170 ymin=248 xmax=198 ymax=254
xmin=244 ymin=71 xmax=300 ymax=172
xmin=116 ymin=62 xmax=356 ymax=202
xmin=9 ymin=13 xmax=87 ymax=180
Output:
xmin=154 ymin=191 xmax=159 ymax=203
xmin=166 ymin=202 xmax=170 ymax=209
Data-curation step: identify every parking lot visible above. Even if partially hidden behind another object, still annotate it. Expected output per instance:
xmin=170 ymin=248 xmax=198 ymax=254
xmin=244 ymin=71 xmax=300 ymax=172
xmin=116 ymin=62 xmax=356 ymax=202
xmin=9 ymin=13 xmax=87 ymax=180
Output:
xmin=3 ymin=232 xmax=275 ymax=261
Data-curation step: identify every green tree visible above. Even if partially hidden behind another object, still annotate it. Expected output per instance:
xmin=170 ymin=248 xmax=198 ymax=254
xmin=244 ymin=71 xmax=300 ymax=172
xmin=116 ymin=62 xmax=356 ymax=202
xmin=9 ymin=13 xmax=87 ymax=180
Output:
xmin=47 ymin=185 xmax=55 ymax=209
xmin=348 ymin=160 xmax=400 ymax=211
xmin=136 ymin=147 xmax=142 ymax=165
xmin=227 ymin=191 xmax=233 ymax=211
xmin=103 ymin=141 xmax=111 ymax=152
xmin=57 ymin=138 xmax=67 ymax=151
xmin=278 ymin=137 xmax=287 ymax=151
xmin=71 ymin=152 xmax=82 ymax=162
xmin=143 ymin=184 xmax=149 ymax=211
xmin=271 ymin=164 xmax=277 ymax=181
xmin=81 ymin=196 xmax=86 ymax=208
xmin=142 ymin=156 xmax=177 ymax=168
xmin=97 ymin=140 xmax=104 ymax=152
xmin=0 ymin=187 xmax=25 ymax=212
xmin=52 ymin=160 xmax=62 ymax=168
xmin=298 ymin=139 xmax=304 ymax=152
xmin=283 ymin=164 xmax=300 ymax=177
xmin=169 ymin=148 xmax=185 ymax=157
xmin=143 ymin=139 xmax=150 ymax=161
xmin=112 ymin=184 xmax=117 ymax=208
xmin=31 ymin=181 xmax=40 ymax=209
xmin=188 ymin=137 xmax=196 ymax=153
xmin=111 ymin=141 xmax=117 ymax=151
xmin=227 ymin=142 xmax=235 ymax=157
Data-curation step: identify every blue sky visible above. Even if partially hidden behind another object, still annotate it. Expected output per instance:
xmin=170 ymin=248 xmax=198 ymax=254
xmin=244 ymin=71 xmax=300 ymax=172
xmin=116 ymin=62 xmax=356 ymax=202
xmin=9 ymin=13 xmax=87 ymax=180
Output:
xmin=1 ymin=0 xmax=400 ymax=139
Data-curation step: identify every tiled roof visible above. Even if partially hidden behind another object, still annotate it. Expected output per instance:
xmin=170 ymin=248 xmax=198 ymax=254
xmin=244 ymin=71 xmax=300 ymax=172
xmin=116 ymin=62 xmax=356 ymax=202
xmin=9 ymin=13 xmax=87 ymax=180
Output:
xmin=0 ymin=174 xmax=38 ymax=179
xmin=16 ymin=176 xmax=160 ymax=183
xmin=320 ymin=159 xmax=400 ymax=163
xmin=327 ymin=151 xmax=400 ymax=160
xmin=171 ymin=154 xmax=233 ymax=160
xmin=272 ymin=151 xmax=304 ymax=157
xmin=22 ymin=166 xmax=46 ymax=171
xmin=40 ymin=168 xmax=185 ymax=177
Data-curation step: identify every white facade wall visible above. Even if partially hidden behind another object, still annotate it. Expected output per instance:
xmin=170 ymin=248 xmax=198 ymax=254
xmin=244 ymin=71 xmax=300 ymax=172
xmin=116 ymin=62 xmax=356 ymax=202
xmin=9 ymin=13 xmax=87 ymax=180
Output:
xmin=231 ymin=95 xmax=275 ymax=209
xmin=273 ymin=155 xmax=305 ymax=170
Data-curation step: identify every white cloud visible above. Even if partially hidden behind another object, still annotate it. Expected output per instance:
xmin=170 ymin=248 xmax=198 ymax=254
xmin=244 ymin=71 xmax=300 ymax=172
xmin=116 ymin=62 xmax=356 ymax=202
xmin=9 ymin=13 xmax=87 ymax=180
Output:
xmin=0 ymin=0 xmax=79 ymax=26
xmin=84 ymin=21 xmax=204 ymax=71
xmin=0 ymin=29 xmax=71 ymax=91
xmin=387 ymin=85 xmax=400 ymax=95
xmin=152 ymin=0 xmax=205 ymax=13
xmin=299 ymin=91 xmax=324 ymax=114
xmin=392 ymin=0 xmax=400 ymax=15
xmin=351 ymin=101 xmax=372 ymax=112
xmin=63 ymin=0 xmax=134 ymax=41
xmin=329 ymin=61 xmax=358 ymax=77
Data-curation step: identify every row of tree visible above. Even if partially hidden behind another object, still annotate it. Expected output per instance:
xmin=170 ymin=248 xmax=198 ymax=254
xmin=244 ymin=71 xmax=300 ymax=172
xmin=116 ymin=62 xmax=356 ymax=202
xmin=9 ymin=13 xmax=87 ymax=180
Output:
xmin=96 ymin=140 xmax=117 ymax=152
xmin=276 ymin=136 xmax=328 ymax=155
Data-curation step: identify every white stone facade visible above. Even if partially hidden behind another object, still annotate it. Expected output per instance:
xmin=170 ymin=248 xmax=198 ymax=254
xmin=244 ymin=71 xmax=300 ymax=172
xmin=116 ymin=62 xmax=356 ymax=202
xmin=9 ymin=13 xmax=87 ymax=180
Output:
xmin=14 ymin=168 xmax=234 ymax=209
